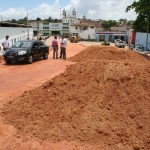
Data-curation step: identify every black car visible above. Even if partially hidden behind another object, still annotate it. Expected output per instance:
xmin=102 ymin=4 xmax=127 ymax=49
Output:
xmin=3 ymin=40 xmax=49 ymax=64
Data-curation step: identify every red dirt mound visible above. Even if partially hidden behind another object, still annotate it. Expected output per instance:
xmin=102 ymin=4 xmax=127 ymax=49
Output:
xmin=0 ymin=56 xmax=3 ymax=63
xmin=69 ymin=46 xmax=149 ymax=63
xmin=2 ymin=46 xmax=150 ymax=150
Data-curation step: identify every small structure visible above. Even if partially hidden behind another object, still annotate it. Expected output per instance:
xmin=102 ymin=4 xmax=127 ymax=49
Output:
xmin=70 ymin=24 xmax=95 ymax=40
xmin=96 ymin=31 xmax=127 ymax=42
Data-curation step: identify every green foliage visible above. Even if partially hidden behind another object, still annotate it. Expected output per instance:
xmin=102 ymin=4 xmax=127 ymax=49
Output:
xmin=101 ymin=20 xmax=118 ymax=29
xmin=126 ymin=20 xmax=134 ymax=26
xmin=36 ymin=17 xmax=41 ymax=21
xmin=43 ymin=17 xmax=53 ymax=23
xmin=133 ymin=13 xmax=148 ymax=32
xmin=11 ymin=19 xmax=17 ymax=23
xmin=101 ymin=41 xmax=110 ymax=45
xmin=126 ymin=0 xmax=150 ymax=32
xmin=17 ymin=17 xmax=27 ymax=25
xmin=126 ymin=0 xmax=150 ymax=13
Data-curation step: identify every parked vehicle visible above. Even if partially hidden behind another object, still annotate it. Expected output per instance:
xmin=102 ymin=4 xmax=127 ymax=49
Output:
xmin=115 ymin=41 xmax=125 ymax=48
xmin=134 ymin=45 xmax=144 ymax=51
xmin=114 ymin=39 xmax=122 ymax=43
xmin=70 ymin=36 xmax=81 ymax=43
xmin=114 ymin=39 xmax=123 ymax=46
xmin=129 ymin=45 xmax=144 ymax=51
xmin=3 ymin=40 xmax=49 ymax=64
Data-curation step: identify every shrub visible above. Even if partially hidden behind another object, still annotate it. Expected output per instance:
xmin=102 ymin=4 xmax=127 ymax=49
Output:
xmin=101 ymin=41 xmax=110 ymax=46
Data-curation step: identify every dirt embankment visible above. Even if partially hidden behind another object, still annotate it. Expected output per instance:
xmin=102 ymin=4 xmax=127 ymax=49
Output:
xmin=2 ymin=46 xmax=150 ymax=150
xmin=0 ymin=56 xmax=3 ymax=63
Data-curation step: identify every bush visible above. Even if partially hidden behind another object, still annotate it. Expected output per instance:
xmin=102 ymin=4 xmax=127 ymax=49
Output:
xmin=101 ymin=41 xmax=110 ymax=46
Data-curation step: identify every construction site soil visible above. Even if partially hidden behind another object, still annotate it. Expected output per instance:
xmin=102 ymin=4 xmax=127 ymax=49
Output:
xmin=0 ymin=56 xmax=3 ymax=63
xmin=1 ymin=46 xmax=150 ymax=150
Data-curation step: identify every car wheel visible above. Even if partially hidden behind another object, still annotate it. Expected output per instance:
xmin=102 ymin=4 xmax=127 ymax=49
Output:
xmin=27 ymin=55 xmax=33 ymax=64
xmin=43 ymin=52 xmax=48 ymax=59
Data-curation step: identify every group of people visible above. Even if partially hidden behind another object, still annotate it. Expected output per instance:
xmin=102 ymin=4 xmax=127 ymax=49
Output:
xmin=52 ymin=35 xmax=67 ymax=60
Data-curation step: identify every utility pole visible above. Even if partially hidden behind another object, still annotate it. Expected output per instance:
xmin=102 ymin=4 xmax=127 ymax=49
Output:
xmin=1 ymin=15 xmax=3 ymax=22
xmin=27 ymin=12 xmax=29 ymax=39
xmin=59 ymin=8 xmax=61 ymax=19
xmin=146 ymin=12 xmax=149 ymax=51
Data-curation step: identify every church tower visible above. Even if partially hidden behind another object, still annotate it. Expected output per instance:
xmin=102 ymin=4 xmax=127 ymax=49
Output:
xmin=62 ymin=9 xmax=66 ymax=19
xmin=72 ymin=8 xmax=76 ymax=19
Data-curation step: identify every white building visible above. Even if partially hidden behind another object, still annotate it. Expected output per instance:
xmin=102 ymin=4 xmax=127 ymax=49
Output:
xmin=38 ymin=22 xmax=62 ymax=36
xmin=62 ymin=9 xmax=80 ymax=37
xmin=70 ymin=24 xmax=96 ymax=40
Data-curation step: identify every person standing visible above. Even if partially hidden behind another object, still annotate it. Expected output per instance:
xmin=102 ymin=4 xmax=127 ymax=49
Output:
xmin=2 ymin=35 xmax=9 ymax=51
xmin=59 ymin=36 xmax=67 ymax=59
xmin=52 ymin=36 xmax=58 ymax=59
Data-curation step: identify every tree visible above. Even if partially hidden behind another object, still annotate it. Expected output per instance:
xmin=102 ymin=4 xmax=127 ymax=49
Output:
xmin=47 ymin=16 xmax=52 ymax=22
xmin=11 ymin=19 xmax=17 ymax=23
xmin=17 ymin=17 xmax=28 ymax=24
xmin=126 ymin=0 xmax=150 ymax=13
xmin=17 ymin=19 xmax=25 ymax=24
xmin=126 ymin=0 xmax=150 ymax=32
xmin=126 ymin=20 xmax=134 ymax=27
xmin=53 ymin=19 xmax=58 ymax=23
xmin=36 ymin=17 xmax=41 ymax=21
xmin=101 ymin=20 xmax=118 ymax=29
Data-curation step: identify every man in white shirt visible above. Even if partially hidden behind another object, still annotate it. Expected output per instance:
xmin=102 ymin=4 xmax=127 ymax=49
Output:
xmin=2 ymin=35 xmax=9 ymax=51
xmin=59 ymin=35 xmax=67 ymax=59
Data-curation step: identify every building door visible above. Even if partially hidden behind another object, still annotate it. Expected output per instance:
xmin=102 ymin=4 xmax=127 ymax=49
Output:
xmin=99 ymin=35 xmax=105 ymax=41
xmin=109 ymin=35 xmax=112 ymax=42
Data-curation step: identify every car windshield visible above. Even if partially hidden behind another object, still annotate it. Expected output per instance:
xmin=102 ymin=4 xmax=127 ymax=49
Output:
xmin=12 ymin=41 xmax=32 ymax=48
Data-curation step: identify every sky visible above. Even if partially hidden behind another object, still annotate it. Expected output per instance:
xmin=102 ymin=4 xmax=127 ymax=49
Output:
xmin=0 ymin=0 xmax=137 ymax=21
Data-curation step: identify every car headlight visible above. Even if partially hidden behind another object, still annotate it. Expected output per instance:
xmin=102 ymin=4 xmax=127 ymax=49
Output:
xmin=18 ymin=51 xmax=27 ymax=55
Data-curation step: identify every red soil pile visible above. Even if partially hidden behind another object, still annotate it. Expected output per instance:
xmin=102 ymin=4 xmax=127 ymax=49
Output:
xmin=69 ymin=46 xmax=149 ymax=63
xmin=2 ymin=46 xmax=150 ymax=150
xmin=0 ymin=56 xmax=3 ymax=63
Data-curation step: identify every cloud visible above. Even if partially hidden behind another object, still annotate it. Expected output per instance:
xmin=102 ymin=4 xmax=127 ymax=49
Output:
xmin=0 ymin=0 xmax=137 ymax=21
xmin=65 ymin=0 xmax=137 ymax=20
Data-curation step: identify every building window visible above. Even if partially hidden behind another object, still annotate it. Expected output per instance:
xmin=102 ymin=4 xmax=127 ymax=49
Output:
xmin=43 ymin=27 xmax=49 ymax=30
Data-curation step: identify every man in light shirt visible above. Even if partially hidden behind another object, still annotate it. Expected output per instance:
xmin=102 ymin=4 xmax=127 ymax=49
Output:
xmin=2 ymin=36 xmax=9 ymax=51
xmin=59 ymin=35 xmax=67 ymax=59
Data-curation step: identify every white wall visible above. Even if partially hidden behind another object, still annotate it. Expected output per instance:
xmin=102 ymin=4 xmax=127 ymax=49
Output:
xmin=0 ymin=27 xmax=33 ymax=51
xmin=70 ymin=26 xmax=95 ymax=39
xmin=136 ymin=32 xmax=150 ymax=50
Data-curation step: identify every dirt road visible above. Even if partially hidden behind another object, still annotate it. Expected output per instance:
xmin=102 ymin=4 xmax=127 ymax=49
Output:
xmin=0 ymin=37 xmax=92 ymax=150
